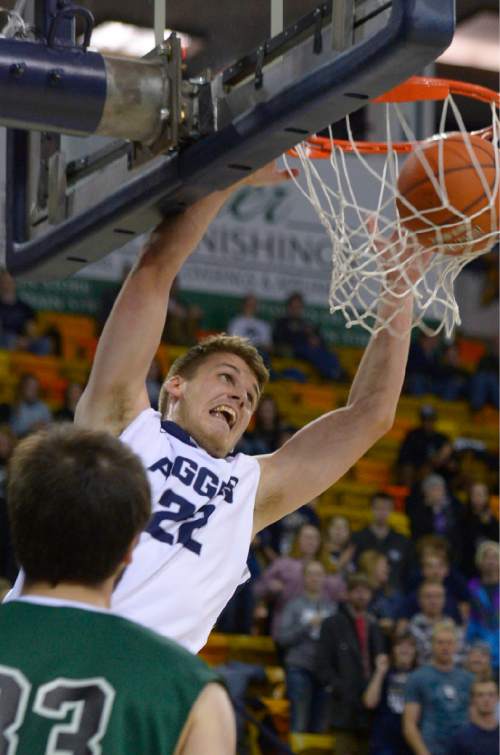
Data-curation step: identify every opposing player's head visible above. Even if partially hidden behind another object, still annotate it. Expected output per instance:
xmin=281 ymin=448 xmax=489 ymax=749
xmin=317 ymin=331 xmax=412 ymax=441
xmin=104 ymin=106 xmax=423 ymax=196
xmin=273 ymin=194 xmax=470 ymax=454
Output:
xmin=159 ymin=334 xmax=269 ymax=457
xmin=8 ymin=424 xmax=151 ymax=588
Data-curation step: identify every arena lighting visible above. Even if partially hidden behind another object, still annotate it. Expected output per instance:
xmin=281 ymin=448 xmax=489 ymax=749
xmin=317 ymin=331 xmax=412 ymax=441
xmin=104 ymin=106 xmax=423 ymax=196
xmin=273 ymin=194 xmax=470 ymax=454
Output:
xmin=437 ymin=11 xmax=499 ymax=72
xmin=89 ymin=20 xmax=202 ymax=59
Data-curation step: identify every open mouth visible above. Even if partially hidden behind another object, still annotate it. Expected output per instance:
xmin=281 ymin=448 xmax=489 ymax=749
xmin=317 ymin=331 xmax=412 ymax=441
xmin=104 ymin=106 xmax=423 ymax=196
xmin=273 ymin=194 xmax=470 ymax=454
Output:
xmin=209 ymin=404 xmax=236 ymax=429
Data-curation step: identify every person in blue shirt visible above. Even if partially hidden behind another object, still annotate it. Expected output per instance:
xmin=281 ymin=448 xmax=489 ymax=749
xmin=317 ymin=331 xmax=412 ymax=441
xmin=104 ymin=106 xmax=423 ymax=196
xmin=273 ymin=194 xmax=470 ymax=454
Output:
xmin=448 ymin=679 xmax=499 ymax=755
xmin=403 ymin=620 xmax=473 ymax=755
xmin=466 ymin=541 xmax=500 ymax=672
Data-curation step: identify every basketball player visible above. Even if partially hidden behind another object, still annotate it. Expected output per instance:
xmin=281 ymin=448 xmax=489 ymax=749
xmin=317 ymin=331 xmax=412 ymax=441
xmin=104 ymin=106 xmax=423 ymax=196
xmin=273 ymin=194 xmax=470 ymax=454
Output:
xmin=0 ymin=424 xmax=235 ymax=754
xmin=6 ymin=162 xmax=426 ymax=653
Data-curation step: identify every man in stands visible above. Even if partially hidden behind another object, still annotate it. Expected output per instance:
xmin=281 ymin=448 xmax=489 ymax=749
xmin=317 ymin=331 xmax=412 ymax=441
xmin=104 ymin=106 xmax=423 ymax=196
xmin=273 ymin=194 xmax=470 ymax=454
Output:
xmin=448 ymin=679 xmax=499 ymax=755
xmin=396 ymin=404 xmax=452 ymax=487
xmin=396 ymin=542 xmax=469 ymax=630
xmin=316 ymin=573 xmax=385 ymax=755
xmin=408 ymin=582 xmax=465 ymax=666
xmin=353 ymin=491 xmax=412 ymax=589
xmin=227 ymin=294 xmax=273 ymax=354
xmin=403 ymin=621 xmax=473 ymax=755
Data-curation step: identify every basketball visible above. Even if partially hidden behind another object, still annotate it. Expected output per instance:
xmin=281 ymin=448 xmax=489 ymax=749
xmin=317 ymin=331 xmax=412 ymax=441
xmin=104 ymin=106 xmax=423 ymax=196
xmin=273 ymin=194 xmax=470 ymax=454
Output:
xmin=396 ymin=133 xmax=499 ymax=255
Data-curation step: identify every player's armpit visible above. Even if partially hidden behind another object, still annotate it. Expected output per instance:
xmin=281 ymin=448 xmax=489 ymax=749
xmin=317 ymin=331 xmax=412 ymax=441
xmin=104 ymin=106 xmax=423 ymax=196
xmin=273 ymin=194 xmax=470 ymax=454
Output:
xmin=74 ymin=383 xmax=150 ymax=436
xmin=175 ymin=683 xmax=236 ymax=755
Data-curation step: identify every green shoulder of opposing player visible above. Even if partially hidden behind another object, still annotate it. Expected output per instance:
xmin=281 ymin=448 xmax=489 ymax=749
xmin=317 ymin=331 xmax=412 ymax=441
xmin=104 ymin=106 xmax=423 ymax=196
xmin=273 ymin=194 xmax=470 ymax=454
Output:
xmin=0 ymin=601 xmax=220 ymax=755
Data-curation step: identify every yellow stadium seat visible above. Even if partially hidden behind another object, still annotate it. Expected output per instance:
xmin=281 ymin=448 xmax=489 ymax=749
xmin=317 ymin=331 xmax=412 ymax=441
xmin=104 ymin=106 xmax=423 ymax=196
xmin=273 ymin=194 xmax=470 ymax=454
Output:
xmin=289 ymin=733 xmax=335 ymax=754
xmin=200 ymin=633 xmax=277 ymax=667
xmin=354 ymin=458 xmax=392 ymax=486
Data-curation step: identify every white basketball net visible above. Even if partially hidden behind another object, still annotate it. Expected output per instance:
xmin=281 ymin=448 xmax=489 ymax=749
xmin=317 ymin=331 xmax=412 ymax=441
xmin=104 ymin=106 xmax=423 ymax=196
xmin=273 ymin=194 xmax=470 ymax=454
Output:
xmin=284 ymin=87 xmax=500 ymax=338
xmin=0 ymin=1 xmax=32 ymax=39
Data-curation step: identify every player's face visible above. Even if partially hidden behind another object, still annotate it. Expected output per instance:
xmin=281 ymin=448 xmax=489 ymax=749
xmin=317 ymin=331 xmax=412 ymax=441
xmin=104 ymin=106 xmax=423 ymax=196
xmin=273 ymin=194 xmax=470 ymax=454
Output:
xmin=165 ymin=352 xmax=260 ymax=458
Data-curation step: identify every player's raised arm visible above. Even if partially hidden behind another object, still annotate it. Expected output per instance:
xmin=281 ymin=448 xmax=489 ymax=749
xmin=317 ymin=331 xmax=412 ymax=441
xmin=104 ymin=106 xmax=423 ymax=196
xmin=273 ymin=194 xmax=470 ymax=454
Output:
xmin=254 ymin=238 xmax=430 ymax=533
xmin=75 ymin=163 xmax=294 ymax=435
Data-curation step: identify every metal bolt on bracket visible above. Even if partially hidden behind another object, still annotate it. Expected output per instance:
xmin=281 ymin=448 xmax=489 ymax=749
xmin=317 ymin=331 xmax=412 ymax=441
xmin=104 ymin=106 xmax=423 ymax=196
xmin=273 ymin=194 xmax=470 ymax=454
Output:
xmin=9 ymin=63 xmax=26 ymax=78
xmin=48 ymin=69 xmax=64 ymax=85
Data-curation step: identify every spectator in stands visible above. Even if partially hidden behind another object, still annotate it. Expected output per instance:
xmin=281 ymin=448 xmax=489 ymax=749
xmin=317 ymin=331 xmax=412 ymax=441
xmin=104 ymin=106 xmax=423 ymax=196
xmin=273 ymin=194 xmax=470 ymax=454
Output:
xmin=271 ymin=496 xmax=321 ymax=556
xmin=403 ymin=621 xmax=473 ymax=755
xmin=434 ymin=342 xmax=469 ymax=402
xmin=363 ymin=633 xmax=417 ymax=755
xmin=145 ymin=357 xmax=163 ymax=410
xmin=0 ymin=270 xmax=36 ymax=349
xmin=227 ymin=294 xmax=273 ymax=354
xmin=353 ymin=491 xmax=412 ymax=589
xmin=396 ymin=405 xmax=452 ymax=487
xmin=404 ymin=333 xmax=442 ymax=396
xmin=321 ymin=515 xmax=356 ymax=577
xmin=359 ymin=550 xmax=402 ymax=635
xmin=254 ymin=523 xmax=345 ymax=640
xmin=237 ymin=394 xmax=282 ymax=455
xmin=277 ymin=560 xmax=336 ymax=733
xmin=468 ymin=339 xmax=499 ymax=412
xmin=464 ymin=642 xmax=494 ymax=682
xmin=448 ymin=679 xmax=499 ymax=755
xmin=161 ymin=277 xmax=203 ymax=346
xmin=408 ymin=582 xmax=465 ymax=667
xmin=397 ymin=545 xmax=469 ymax=629
xmin=272 ymin=292 xmax=342 ymax=380
xmin=408 ymin=474 xmax=463 ymax=555
xmin=9 ymin=374 xmax=52 ymax=438
xmin=316 ymin=573 xmax=385 ymax=755
xmin=460 ymin=482 xmax=499 ymax=579
xmin=54 ymin=382 xmax=84 ymax=423
xmin=404 ymin=334 xmax=466 ymax=401
xmin=216 ymin=535 xmax=269 ymax=636
xmin=466 ymin=541 xmax=499 ymax=673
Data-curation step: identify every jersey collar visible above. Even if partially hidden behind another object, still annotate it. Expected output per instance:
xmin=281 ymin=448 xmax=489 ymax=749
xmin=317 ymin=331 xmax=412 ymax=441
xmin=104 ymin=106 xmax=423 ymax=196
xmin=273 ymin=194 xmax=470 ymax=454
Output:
xmin=160 ymin=419 xmax=236 ymax=460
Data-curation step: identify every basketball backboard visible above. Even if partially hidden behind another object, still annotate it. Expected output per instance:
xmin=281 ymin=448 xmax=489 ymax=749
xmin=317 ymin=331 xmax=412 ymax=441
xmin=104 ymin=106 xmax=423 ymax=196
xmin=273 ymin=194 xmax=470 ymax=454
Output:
xmin=0 ymin=0 xmax=455 ymax=280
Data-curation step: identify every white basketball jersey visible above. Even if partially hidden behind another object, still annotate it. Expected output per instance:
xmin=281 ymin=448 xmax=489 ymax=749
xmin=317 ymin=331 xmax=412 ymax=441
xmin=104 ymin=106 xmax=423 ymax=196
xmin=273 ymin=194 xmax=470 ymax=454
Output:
xmin=112 ymin=409 xmax=260 ymax=652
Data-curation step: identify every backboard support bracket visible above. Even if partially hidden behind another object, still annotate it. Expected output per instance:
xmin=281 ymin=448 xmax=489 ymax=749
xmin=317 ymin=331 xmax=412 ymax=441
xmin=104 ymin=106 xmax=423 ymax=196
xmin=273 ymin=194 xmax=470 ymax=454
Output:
xmin=0 ymin=0 xmax=456 ymax=280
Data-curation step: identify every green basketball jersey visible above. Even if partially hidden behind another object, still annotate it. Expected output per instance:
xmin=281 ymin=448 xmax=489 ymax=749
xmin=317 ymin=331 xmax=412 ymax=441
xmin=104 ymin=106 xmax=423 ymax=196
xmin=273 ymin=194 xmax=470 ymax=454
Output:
xmin=0 ymin=600 xmax=220 ymax=754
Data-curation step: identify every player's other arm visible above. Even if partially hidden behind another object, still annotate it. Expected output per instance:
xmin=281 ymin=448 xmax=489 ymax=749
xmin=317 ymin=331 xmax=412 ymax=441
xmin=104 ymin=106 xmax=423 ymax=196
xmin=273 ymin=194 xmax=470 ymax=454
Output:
xmin=76 ymin=163 xmax=294 ymax=436
xmin=175 ymin=683 xmax=236 ymax=755
xmin=254 ymin=292 xmax=414 ymax=532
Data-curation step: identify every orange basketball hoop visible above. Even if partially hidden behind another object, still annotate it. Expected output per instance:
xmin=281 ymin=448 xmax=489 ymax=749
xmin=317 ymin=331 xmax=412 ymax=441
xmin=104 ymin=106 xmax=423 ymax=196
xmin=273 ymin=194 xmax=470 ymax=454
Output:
xmin=284 ymin=76 xmax=500 ymax=337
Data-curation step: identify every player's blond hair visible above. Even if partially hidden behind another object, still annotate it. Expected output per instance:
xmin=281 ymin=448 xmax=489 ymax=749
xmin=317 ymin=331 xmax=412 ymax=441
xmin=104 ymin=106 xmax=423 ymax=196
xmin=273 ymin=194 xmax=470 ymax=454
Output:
xmin=158 ymin=334 xmax=269 ymax=417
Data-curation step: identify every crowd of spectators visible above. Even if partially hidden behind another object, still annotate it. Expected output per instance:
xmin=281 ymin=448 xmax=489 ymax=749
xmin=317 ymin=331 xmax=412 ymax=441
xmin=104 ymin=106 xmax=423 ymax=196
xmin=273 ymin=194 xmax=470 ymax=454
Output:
xmin=0 ymin=274 xmax=499 ymax=754
xmin=216 ymin=486 xmax=499 ymax=753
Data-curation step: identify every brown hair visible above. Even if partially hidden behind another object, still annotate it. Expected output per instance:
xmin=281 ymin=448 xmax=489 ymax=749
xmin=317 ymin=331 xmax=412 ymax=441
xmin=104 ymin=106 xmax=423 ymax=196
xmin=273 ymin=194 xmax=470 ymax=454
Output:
xmin=417 ymin=535 xmax=450 ymax=563
xmin=418 ymin=579 xmax=445 ymax=597
xmin=471 ymin=678 xmax=498 ymax=695
xmin=358 ymin=549 xmax=387 ymax=584
xmin=347 ymin=572 xmax=374 ymax=593
xmin=158 ymin=334 xmax=269 ymax=417
xmin=8 ymin=424 xmax=151 ymax=586
xmin=289 ymin=523 xmax=321 ymax=559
